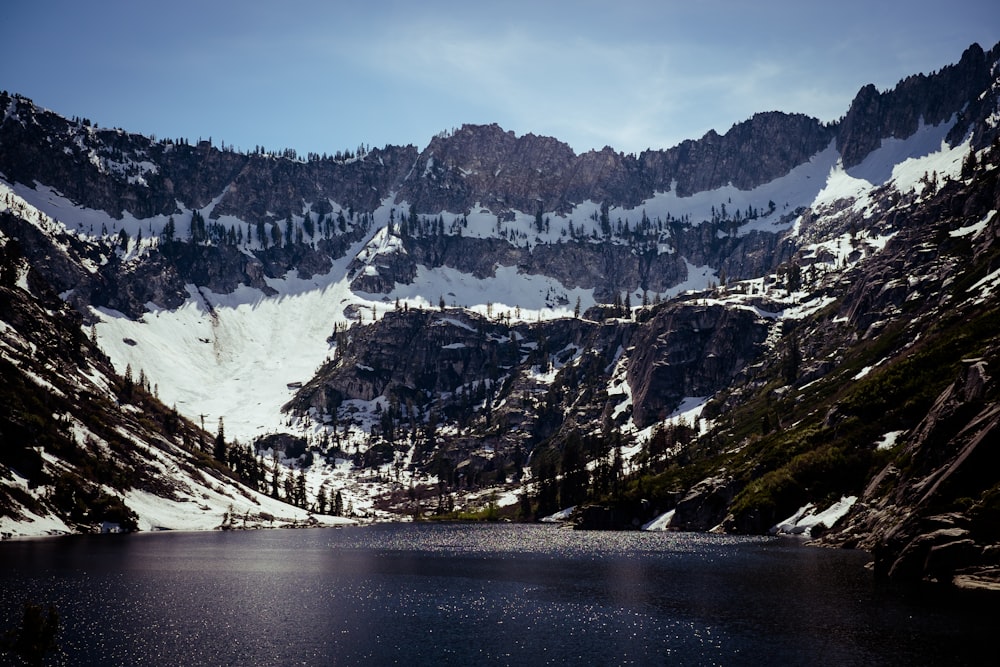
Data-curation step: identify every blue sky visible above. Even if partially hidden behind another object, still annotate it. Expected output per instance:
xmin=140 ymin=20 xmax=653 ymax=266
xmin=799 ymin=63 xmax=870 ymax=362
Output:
xmin=2 ymin=1 xmax=997 ymax=156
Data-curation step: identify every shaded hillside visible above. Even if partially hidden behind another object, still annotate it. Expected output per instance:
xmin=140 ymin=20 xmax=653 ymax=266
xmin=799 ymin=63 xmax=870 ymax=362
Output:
xmin=0 ymin=213 xmax=333 ymax=535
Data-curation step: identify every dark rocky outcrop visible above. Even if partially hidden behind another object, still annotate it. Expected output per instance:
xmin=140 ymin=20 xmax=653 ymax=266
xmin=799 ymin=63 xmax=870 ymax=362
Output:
xmin=345 ymin=220 xmax=795 ymax=304
xmin=828 ymin=359 xmax=1000 ymax=587
xmin=0 ymin=208 xmax=369 ymax=318
xmin=638 ymin=112 xmax=837 ymax=197
xmin=627 ymin=302 xmax=771 ymax=428
xmin=287 ymin=293 xmax=774 ymax=481
xmin=669 ymin=474 xmax=740 ymax=532
xmin=295 ymin=308 xmax=525 ymax=410
xmin=0 ymin=99 xmax=838 ymax=224
xmin=0 ymin=99 xmax=249 ymax=219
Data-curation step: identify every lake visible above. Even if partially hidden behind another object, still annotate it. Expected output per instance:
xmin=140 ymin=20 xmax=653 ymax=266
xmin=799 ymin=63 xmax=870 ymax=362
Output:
xmin=0 ymin=523 xmax=994 ymax=665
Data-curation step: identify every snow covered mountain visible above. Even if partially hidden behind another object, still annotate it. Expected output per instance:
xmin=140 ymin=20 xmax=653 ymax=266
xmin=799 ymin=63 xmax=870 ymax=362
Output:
xmin=2 ymin=42 xmax=1000 ymax=588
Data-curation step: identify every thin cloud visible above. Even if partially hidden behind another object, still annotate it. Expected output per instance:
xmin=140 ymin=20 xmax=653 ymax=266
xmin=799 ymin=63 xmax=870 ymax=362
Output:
xmin=4 ymin=0 xmax=995 ymax=157
xmin=342 ymin=20 xmax=861 ymax=154
xmin=351 ymin=24 xmax=693 ymax=152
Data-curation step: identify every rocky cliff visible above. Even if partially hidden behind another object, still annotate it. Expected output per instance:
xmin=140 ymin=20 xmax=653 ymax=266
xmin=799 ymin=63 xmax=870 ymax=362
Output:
xmin=286 ymin=296 xmax=773 ymax=483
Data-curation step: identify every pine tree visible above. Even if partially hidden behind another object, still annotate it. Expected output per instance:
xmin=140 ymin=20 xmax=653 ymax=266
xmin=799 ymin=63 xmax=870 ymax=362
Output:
xmin=962 ymin=148 xmax=978 ymax=179
xmin=270 ymin=450 xmax=281 ymax=498
xmin=162 ymin=216 xmax=175 ymax=242
xmin=213 ymin=418 xmax=227 ymax=462
xmin=786 ymin=263 xmax=802 ymax=293
xmin=295 ymin=468 xmax=307 ymax=507
xmin=122 ymin=363 xmax=134 ymax=399
xmin=559 ymin=432 xmax=588 ymax=507
xmin=532 ymin=448 xmax=560 ymax=517
xmin=315 ymin=483 xmax=328 ymax=514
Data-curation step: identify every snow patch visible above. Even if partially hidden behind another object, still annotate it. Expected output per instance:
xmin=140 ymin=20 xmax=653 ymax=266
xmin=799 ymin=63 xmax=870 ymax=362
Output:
xmin=876 ymin=430 xmax=905 ymax=451
xmin=949 ymin=210 xmax=995 ymax=238
xmin=969 ymin=266 xmax=1000 ymax=303
xmin=812 ymin=117 xmax=968 ymax=214
xmin=771 ymin=496 xmax=857 ymax=537
xmin=642 ymin=510 xmax=675 ymax=531
xmin=539 ymin=506 xmax=575 ymax=523
xmin=384 ymin=264 xmax=596 ymax=321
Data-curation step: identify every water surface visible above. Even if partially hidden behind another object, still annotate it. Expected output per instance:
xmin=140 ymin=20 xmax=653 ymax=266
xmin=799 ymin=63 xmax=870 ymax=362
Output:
xmin=0 ymin=523 xmax=993 ymax=665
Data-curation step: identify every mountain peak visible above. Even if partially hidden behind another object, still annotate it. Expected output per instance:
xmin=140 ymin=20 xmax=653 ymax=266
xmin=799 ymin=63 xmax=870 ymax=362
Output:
xmin=837 ymin=39 xmax=999 ymax=168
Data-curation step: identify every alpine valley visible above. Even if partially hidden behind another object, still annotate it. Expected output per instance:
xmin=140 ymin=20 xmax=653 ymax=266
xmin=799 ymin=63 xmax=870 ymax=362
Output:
xmin=2 ymin=42 xmax=1000 ymax=592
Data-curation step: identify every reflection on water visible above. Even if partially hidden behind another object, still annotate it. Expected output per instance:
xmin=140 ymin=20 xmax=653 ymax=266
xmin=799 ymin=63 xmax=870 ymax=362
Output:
xmin=0 ymin=523 xmax=995 ymax=665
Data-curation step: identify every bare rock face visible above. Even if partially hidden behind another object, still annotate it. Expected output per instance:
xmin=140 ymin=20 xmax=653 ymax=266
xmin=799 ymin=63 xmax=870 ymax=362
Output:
xmin=398 ymin=114 xmax=835 ymax=216
xmin=347 ymin=229 xmax=698 ymax=303
xmin=211 ymin=146 xmax=418 ymax=224
xmin=399 ymin=124 xmax=580 ymax=215
xmin=627 ymin=301 xmax=771 ymax=428
xmin=0 ymin=95 xmax=250 ymax=219
xmin=521 ymin=242 xmax=691 ymax=303
xmin=4 ymin=41 xmax=996 ymax=231
xmin=294 ymin=308 xmax=526 ymax=412
xmin=345 ymin=223 xmax=788 ymax=305
xmin=0 ymin=91 xmax=835 ymax=316
xmin=638 ymin=112 xmax=837 ymax=197
xmin=0 ymin=92 xmax=420 ymax=224
xmin=347 ymin=232 xmax=526 ymax=294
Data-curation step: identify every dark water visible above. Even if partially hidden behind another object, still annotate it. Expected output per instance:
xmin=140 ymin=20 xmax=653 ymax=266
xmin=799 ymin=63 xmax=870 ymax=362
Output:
xmin=0 ymin=523 xmax=994 ymax=666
